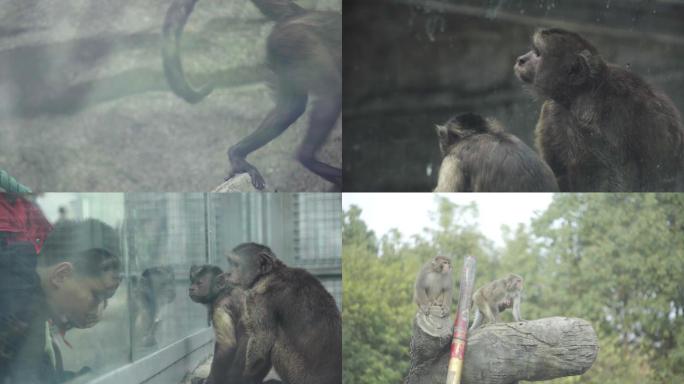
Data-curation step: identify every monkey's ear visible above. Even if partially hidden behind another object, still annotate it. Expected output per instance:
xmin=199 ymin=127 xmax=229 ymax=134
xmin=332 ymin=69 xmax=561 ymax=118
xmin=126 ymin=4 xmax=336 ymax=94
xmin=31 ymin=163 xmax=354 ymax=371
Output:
xmin=568 ymin=50 xmax=591 ymax=85
xmin=215 ymin=272 xmax=228 ymax=290
xmin=435 ymin=124 xmax=450 ymax=141
xmin=257 ymin=252 xmax=274 ymax=274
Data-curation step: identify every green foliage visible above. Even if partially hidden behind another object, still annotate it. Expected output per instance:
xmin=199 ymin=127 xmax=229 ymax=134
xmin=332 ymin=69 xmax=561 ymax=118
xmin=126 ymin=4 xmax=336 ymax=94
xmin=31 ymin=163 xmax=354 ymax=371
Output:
xmin=343 ymin=194 xmax=684 ymax=384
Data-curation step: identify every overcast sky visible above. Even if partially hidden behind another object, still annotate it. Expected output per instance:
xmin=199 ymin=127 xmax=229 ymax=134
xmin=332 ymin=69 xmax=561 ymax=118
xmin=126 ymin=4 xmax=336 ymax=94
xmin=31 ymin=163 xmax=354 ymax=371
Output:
xmin=342 ymin=193 xmax=554 ymax=246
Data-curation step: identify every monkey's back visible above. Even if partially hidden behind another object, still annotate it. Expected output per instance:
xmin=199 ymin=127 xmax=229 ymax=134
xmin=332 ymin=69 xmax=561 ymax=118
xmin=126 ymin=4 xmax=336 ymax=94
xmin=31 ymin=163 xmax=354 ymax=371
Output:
xmin=454 ymin=132 xmax=559 ymax=192
xmin=269 ymin=267 xmax=341 ymax=383
xmin=265 ymin=10 xmax=342 ymax=93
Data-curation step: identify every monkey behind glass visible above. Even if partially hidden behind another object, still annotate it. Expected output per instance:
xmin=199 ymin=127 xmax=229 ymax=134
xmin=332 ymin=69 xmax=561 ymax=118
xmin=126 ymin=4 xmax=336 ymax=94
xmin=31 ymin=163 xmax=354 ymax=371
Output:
xmin=515 ymin=28 xmax=684 ymax=191
xmin=188 ymin=265 xmax=272 ymax=384
xmin=470 ymin=273 xmax=525 ymax=330
xmin=414 ymin=256 xmax=453 ymax=317
xmin=162 ymin=0 xmax=341 ymax=190
xmin=434 ymin=113 xmax=559 ymax=192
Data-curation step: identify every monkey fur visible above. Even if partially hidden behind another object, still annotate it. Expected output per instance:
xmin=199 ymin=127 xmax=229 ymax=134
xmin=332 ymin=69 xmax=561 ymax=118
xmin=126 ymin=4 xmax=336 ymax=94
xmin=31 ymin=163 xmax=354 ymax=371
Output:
xmin=470 ymin=273 xmax=524 ymax=330
xmin=515 ymin=28 xmax=684 ymax=191
xmin=413 ymin=255 xmax=453 ymax=317
xmin=162 ymin=0 xmax=341 ymax=190
xmin=434 ymin=113 xmax=559 ymax=192
xmin=226 ymin=243 xmax=341 ymax=384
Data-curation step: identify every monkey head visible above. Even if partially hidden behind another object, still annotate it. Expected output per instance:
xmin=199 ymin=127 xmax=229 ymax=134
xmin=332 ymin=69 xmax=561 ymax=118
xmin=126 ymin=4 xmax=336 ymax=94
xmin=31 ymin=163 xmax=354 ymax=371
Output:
xmin=514 ymin=28 xmax=606 ymax=102
xmin=189 ymin=265 xmax=227 ymax=304
xmin=435 ymin=113 xmax=503 ymax=157
xmin=226 ymin=242 xmax=285 ymax=289
xmin=504 ymin=273 xmax=524 ymax=291
xmin=431 ymin=256 xmax=452 ymax=274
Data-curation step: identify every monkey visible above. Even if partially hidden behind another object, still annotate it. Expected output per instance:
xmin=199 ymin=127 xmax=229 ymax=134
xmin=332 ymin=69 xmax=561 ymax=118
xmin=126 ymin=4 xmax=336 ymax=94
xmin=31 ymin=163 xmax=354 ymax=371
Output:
xmin=434 ymin=113 xmax=559 ymax=192
xmin=515 ymin=28 xmax=684 ymax=192
xmin=469 ymin=273 xmax=524 ymax=330
xmin=413 ymin=255 xmax=453 ymax=317
xmin=225 ymin=242 xmax=341 ymax=384
xmin=130 ymin=266 xmax=176 ymax=347
xmin=188 ymin=265 xmax=275 ymax=384
xmin=162 ymin=0 xmax=342 ymax=190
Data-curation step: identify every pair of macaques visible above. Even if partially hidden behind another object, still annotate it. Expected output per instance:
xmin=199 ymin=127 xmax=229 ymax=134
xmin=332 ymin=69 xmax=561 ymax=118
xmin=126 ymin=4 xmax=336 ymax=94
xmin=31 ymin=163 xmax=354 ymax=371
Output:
xmin=434 ymin=28 xmax=684 ymax=192
xmin=413 ymin=256 xmax=524 ymax=330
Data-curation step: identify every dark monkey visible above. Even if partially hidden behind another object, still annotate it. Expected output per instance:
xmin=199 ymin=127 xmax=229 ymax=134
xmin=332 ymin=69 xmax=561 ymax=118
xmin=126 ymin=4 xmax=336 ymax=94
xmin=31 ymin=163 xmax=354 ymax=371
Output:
xmin=130 ymin=266 xmax=177 ymax=347
xmin=434 ymin=113 xmax=559 ymax=192
xmin=226 ymin=243 xmax=341 ymax=384
xmin=515 ymin=28 xmax=684 ymax=191
xmin=162 ymin=0 xmax=342 ymax=189
xmin=469 ymin=273 xmax=524 ymax=330
xmin=413 ymin=255 xmax=453 ymax=317
xmin=189 ymin=265 xmax=278 ymax=384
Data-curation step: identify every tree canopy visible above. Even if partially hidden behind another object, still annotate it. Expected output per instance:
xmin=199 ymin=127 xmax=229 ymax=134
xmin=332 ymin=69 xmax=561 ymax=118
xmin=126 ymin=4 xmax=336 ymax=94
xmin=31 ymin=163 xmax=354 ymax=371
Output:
xmin=342 ymin=194 xmax=684 ymax=384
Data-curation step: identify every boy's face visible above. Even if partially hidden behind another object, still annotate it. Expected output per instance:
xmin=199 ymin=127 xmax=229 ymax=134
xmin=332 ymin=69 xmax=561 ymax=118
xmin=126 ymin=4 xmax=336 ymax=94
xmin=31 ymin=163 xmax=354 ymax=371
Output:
xmin=47 ymin=263 xmax=121 ymax=328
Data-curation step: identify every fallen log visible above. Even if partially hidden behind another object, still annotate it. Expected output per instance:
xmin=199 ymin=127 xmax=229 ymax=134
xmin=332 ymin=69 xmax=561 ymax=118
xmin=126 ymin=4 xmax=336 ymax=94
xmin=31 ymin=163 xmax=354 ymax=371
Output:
xmin=405 ymin=316 xmax=598 ymax=384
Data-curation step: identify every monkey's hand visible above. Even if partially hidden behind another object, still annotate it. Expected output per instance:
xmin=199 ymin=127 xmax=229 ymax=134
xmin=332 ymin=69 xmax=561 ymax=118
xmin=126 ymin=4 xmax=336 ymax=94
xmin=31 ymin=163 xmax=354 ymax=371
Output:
xmin=226 ymin=159 xmax=266 ymax=190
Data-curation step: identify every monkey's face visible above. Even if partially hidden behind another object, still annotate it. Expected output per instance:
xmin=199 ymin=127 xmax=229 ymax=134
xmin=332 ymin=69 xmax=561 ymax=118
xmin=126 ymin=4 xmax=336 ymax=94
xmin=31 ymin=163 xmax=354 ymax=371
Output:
xmin=506 ymin=274 xmax=523 ymax=291
xmin=516 ymin=29 xmax=603 ymax=101
xmin=432 ymin=257 xmax=451 ymax=274
xmin=189 ymin=273 xmax=215 ymax=304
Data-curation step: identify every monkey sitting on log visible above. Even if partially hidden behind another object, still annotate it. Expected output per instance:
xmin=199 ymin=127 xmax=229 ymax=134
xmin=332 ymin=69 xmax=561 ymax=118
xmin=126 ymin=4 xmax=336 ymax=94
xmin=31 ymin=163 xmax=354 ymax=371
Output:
xmin=188 ymin=265 xmax=275 ymax=384
xmin=225 ymin=242 xmax=341 ymax=384
xmin=434 ymin=113 xmax=559 ymax=192
xmin=130 ymin=266 xmax=177 ymax=347
xmin=413 ymin=255 xmax=453 ymax=317
xmin=515 ymin=28 xmax=684 ymax=191
xmin=470 ymin=273 xmax=524 ymax=330
xmin=162 ymin=0 xmax=342 ymax=190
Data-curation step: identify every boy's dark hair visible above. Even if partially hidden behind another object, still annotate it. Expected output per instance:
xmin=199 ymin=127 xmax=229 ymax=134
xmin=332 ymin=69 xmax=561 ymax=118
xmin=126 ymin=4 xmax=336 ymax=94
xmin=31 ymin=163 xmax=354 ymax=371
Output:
xmin=38 ymin=219 xmax=121 ymax=276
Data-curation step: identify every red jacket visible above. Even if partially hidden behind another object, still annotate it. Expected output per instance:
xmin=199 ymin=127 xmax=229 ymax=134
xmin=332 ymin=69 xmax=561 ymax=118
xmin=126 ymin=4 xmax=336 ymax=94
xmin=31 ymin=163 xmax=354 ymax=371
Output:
xmin=0 ymin=195 xmax=52 ymax=253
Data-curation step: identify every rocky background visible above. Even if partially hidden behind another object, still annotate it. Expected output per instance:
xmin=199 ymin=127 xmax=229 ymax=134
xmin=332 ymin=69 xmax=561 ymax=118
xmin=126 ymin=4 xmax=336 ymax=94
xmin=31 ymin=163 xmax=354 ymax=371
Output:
xmin=0 ymin=0 xmax=341 ymax=192
xmin=343 ymin=0 xmax=684 ymax=191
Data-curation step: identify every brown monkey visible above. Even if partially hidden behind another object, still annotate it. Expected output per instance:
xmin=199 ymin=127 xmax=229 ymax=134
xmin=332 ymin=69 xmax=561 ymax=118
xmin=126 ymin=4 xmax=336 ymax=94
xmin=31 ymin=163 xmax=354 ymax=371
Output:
xmin=413 ymin=255 xmax=453 ymax=317
xmin=469 ymin=273 xmax=524 ymax=330
xmin=130 ymin=266 xmax=176 ymax=347
xmin=225 ymin=242 xmax=341 ymax=384
xmin=162 ymin=0 xmax=342 ymax=189
xmin=188 ymin=265 xmax=274 ymax=384
xmin=515 ymin=28 xmax=684 ymax=192
xmin=434 ymin=113 xmax=559 ymax=192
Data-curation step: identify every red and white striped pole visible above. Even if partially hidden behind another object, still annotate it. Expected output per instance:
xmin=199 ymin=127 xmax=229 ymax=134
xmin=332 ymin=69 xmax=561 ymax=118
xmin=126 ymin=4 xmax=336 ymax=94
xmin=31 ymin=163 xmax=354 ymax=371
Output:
xmin=445 ymin=256 xmax=477 ymax=384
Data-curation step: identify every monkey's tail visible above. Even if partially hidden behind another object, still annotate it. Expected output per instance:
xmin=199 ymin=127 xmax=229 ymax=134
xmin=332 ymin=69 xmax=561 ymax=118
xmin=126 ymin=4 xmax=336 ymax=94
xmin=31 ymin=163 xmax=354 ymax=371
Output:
xmin=0 ymin=170 xmax=32 ymax=193
xmin=251 ymin=0 xmax=306 ymax=21
xmin=161 ymin=0 xmax=214 ymax=104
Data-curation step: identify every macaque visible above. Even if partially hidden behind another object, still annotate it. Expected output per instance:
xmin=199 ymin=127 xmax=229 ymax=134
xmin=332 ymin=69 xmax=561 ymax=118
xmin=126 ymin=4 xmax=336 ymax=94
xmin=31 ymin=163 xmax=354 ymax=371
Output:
xmin=188 ymin=265 xmax=271 ymax=384
xmin=130 ymin=266 xmax=176 ymax=347
xmin=226 ymin=242 xmax=341 ymax=384
xmin=470 ymin=273 xmax=524 ymax=330
xmin=515 ymin=28 xmax=684 ymax=191
xmin=413 ymin=256 xmax=453 ymax=317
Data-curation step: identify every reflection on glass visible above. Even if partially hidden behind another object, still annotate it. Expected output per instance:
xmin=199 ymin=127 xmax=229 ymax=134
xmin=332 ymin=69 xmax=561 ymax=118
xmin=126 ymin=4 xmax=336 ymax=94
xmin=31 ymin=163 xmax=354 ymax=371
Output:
xmin=1 ymin=193 xmax=341 ymax=384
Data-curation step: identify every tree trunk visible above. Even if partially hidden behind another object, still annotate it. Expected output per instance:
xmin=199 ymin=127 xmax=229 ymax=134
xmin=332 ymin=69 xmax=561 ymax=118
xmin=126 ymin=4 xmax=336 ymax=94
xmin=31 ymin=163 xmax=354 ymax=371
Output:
xmin=405 ymin=316 xmax=599 ymax=384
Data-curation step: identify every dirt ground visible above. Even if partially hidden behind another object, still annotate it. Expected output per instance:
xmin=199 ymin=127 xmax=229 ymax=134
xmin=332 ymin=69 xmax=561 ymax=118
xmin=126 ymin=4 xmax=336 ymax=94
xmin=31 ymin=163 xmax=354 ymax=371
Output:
xmin=0 ymin=0 xmax=341 ymax=192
